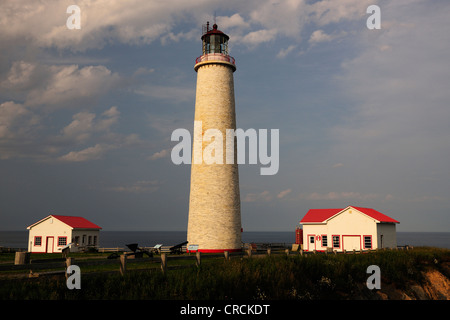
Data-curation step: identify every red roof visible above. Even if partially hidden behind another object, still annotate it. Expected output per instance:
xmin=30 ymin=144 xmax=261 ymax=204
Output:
xmin=52 ymin=215 xmax=102 ymax=229
xmin=300 ymin=206 xmax=399 ymax=224
xmin=201 ymin=23 xmax=229 ymax=40
xmin=300 ymin=208 xmax=342 ymax=223
xmin=27 ymin=215 xmax=102 ymax=229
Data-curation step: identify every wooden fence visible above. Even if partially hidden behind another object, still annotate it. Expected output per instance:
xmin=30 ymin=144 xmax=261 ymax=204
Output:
xmin=1 ymin=246 xmax=289 ymax=278
xmin=1 ymin=245 xmax=414 ymax=279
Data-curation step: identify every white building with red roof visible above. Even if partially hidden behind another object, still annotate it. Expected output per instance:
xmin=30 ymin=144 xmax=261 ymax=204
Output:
xmin=299 ymin=206 xmax=399 ymax=252
xmin=27 ymin=215 xmax=102 ymax=253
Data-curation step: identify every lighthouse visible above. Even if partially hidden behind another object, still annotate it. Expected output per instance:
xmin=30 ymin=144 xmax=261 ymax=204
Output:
xmin=187 ymin=22 xmax=242 ymax=253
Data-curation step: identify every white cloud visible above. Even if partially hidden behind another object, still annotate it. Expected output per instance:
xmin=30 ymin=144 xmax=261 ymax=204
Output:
xmin=247 ymin=0 xmax=306 ymax=39
xmin=239 ymin=29 xmax=277 ymax=46
xmin=277 ymin=189 xmax=292 ymax=199
xmin=61 ymin=111 xmax=96 ymax=143
xmin=61 ymin=106 xmax=120 ymax=143
xmin=0 ymin=101 xmax=31 ymax=139
xmin=218 ymin=13 xmax=250 ymax=30
xmin=1 ymin=61 xmax=36 ymax=90
xmin=58 ymin=143 xmax=116 ymax=162
xmin=309 ymin=30 xmax=332 ymax=44
xmin=0 ymin=101 xmax=42 ymax=159
xmin=276 ymin=45 xmax=297 ymax=59
xmin=0 ymin=99 xmax=135 ymax=161
xmin=307 ymin=0 xmax=373 ymax=26
xmin=97 ymin=106 xmax=120 ymax=131
xmin=2 ymin=61 xmax=120 ymax=108
xmin=26 ymin=64 xmax=120 ymax=108
xmin=56 ymin=128 xmax=142 ymax=162
xmin=308 ymin=29 xmax=348 ymax=47
xmin=0 ymin=0 xmax=179 ymax=51
xmin=148 ymin=149 xmax=170 ymax=161
xmin=244 ymin=190 xmax=273 ymax=202
xmin=0 ymin=0 xmax=377 ymax=57
xmin=160 ymin=29 xmax=198 ymax=45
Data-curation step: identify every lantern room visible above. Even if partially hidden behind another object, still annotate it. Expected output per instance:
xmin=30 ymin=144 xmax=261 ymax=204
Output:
xmin=201 ymin=22 xmax=229 ymax=55
xmin=195 ymin=22 xmax=236 ymax=72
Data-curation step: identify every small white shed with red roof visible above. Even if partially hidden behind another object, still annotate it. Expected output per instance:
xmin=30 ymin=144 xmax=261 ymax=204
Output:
xmin=299 ymin=206 xmax=399 ymax=252
xmin=27 ymin=215 xmax=102 ymax=253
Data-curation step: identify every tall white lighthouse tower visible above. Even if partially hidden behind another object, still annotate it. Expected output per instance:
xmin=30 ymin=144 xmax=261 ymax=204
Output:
xmin=187 ymin=22 xmax=242 ymax=253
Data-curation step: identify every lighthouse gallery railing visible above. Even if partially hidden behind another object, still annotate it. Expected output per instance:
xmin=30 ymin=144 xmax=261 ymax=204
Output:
xmin=195 ymin=53 xmax=235 ymax=66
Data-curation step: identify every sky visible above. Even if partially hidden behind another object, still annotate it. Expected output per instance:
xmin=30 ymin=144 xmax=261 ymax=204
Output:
xmin=0 ymin=0 xmax=449 ymax=232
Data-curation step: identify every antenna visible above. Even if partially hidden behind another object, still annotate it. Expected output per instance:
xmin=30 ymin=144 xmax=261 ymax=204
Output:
xmin=202 ymin=21 xmax=209 ymax=34
xmin=214 ymin=11 xmax=216 ymax=25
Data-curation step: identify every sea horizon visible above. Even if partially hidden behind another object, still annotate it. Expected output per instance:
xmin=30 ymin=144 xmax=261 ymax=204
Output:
xmin=0 ymin=230 xmax=449 ymax=250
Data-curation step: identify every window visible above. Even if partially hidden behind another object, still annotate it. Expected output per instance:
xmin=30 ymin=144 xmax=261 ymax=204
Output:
xmin=322 ymin=235 xmax=328 ymax=247
xmin=88 ymin=236 xmax=92 ymax=245
xmin=333 ymin=236 xmax=340 ymax=248
xmin=58 ymin=237 xmax=67 ymax=246
xmin=82 ymin=235 xmax=86 ymax=244
xmin=93 ymin=236 xmax=97 ymax=246
xmin=74 ymin=236 xmax=79 ymax=245
xmin=309 ymin=236 xmax=314 ymax=244
xmin=364 ymin=236 xmax=372 ymax=249
xmin=34 ymin=236 xmax=42 ymax=246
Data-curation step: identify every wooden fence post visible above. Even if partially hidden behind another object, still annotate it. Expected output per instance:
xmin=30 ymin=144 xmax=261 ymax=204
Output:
xmin=285 ymin=249 xmax=289 ymax=256
xmin=65 ymin=257 xmax=73 ymax=280
xmin=247 ymin=248 xmax=252 ymax=258
xmin=14 ymin=252 xmax=30 ymax=265
xmin=196 ymin=251 xmax=201 ymax=266
xmin=224 ymin=251 xmax=229 ymax=260
xmin=120 ymin=254 xmax=127 ymax=275
xmin=267 ymin=248 xmax=271 ymax=256
xmin=161 ymin=253 xmax=167 ymax=274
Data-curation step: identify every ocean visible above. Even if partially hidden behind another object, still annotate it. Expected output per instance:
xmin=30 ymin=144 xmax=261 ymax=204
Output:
xmin=0 ymin=231 xmax=449 ymax=250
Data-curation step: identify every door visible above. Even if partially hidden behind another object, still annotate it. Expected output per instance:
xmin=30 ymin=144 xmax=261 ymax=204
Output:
xmin=342 ymin=235 xmax=361 ymax=251
xmin=308 ymin=235 xmax=315 ymax=251
xmin=314 ymin=235 xmax=322 ymax=250
xmin=46 ymin=236 xmax=54 ymax=253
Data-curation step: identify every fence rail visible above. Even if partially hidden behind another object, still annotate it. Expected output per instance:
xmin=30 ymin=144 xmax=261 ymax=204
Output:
xmin=1 ymin=245 xmax=414 ymax=279
xmin=0 ymin=247 xmax=27 ymax=253
xmin=98 ymin=247 xmax=123 ymax=253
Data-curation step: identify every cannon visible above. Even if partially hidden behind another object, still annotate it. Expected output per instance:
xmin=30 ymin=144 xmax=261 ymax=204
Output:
xmin=125 ymin=243 xmax=153 ymax=258
xmin=170 ymin=241 xmax=188 ymax=254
